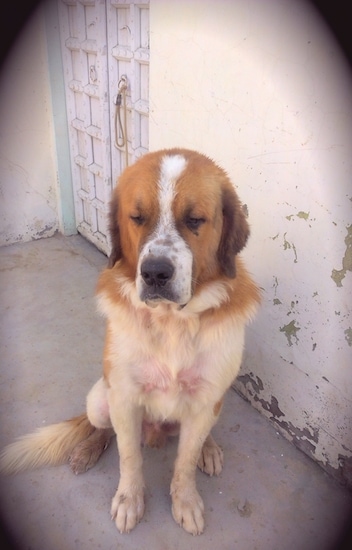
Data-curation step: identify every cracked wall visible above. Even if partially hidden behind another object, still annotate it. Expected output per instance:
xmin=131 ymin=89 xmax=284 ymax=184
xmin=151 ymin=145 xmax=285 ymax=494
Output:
xmin=150 ymin=0 xmax=352 ymax=487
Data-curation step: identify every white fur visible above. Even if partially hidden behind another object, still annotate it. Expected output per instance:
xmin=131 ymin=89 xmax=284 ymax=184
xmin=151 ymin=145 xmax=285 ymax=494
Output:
xmin=136 ymin=154 xmax=193 ymax=305
xmin=94 ymin=273 xmax=250 ymax=534
xmin=158 ymin=154 xmax=187 ymax=220
xmin=97 ymin=283 xmax=247 ymax=422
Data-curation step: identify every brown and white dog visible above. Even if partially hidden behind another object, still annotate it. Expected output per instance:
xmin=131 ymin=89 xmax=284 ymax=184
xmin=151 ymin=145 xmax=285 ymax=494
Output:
xmin=0 ymin=149 xmax=260 ymax=535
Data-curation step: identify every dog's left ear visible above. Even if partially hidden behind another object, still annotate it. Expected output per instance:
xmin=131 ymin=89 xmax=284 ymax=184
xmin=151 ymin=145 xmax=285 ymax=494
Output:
xmin=217 ymin=186 xmax=250 ymax=278
xmin=107 ymin=192 xmax=122 ymax=268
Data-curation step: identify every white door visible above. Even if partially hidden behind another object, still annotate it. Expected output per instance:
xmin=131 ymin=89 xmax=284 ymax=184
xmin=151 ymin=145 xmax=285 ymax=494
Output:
xmin=58 ymin=0 xmax=149 ymax=254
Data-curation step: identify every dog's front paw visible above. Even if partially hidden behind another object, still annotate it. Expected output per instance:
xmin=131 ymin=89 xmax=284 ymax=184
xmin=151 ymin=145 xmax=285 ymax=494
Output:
xmin=111 ymin=488 xmax=145 ymax=533
xmin=171 ymin=486 xmax=205 ymax=535
xmin=197 ymin=434 xmax=224 ymax=476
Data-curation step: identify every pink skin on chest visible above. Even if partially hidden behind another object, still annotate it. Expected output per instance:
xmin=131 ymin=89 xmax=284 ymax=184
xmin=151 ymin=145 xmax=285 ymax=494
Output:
xmin=135 ymin=357 xmax=204 ymax=396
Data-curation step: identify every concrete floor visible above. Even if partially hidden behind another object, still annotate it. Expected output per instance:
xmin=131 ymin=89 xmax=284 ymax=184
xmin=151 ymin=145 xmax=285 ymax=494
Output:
xmin=0 ymin=234 xmax=351 ymax=550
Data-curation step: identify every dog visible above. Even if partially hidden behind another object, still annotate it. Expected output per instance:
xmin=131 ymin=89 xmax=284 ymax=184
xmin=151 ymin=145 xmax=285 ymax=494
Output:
xmin=0 ymin=148 xmax=260 ymax=535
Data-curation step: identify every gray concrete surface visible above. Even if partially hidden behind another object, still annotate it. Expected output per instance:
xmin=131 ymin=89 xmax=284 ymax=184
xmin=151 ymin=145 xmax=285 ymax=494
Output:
xmin=0 ymin=234 xmax=351 ymax=550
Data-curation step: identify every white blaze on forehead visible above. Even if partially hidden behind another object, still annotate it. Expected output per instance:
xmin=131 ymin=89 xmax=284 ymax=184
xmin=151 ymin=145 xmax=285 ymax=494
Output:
xmin=136 ymin=153 xmax=193 ymax=305
xmin=158 ymin=155 xmax=187 ymax=226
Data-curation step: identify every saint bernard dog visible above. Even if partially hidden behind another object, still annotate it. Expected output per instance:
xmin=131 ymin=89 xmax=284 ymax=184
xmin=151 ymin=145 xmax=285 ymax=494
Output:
xmin=0 ymin=149 xmax=260 ymax=535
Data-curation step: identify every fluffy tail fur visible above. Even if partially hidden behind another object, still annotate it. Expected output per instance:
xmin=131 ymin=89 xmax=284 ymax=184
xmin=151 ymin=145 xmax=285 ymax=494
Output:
xmin=0 ymin=414 xmax=94 ymax=475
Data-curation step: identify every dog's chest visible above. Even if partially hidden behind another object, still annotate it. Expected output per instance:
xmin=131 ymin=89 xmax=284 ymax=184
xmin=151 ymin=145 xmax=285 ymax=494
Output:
xmin=133 ymin=356 xmax=205 ymax=396
xmin=131 ymin=312 xmax=207 ymax=396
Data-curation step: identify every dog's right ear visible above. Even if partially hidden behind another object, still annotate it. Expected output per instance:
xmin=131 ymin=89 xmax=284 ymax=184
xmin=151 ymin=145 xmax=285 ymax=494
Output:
xmin=217 ymin=186 xmax=250 ymax=278
xmin=107 ymin=192 xmax=122 ymax=268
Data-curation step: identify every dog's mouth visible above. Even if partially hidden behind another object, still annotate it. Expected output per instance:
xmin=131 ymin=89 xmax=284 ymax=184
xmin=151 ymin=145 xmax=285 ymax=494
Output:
xmin=142 ymin=289 xmax=188 ymax=310
xmin=145 ymin=300 xmax=187 ymax=311
xmin=142 ymin=291 xmax=186 ymax=309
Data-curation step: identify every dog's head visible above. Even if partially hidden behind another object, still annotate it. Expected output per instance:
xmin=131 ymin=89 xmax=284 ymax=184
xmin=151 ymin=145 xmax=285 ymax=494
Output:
xmin=108 ymin=149 xmax=249 ymax=307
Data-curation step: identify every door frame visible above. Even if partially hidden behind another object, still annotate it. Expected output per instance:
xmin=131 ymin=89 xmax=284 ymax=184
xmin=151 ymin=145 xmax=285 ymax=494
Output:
xmin=44 ymin=0 xmax=76 ymax=236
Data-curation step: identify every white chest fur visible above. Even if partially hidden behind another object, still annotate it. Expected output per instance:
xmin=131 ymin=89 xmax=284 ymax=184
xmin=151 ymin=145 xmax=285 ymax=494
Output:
xmin=102 ymin=297 xmax=246 ymax=421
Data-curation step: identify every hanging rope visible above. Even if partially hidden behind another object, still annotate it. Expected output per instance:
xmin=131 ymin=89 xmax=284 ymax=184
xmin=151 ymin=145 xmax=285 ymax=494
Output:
xmin=114 ymin=75 xmax=129 ymax=167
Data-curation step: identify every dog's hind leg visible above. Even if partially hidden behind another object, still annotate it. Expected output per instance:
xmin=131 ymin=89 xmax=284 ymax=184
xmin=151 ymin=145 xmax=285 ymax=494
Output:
xmin=69 ymin=426 xmax=115 ymax=474
xmin=69 ymin=377 xmax=115 ymax=474
xmin=86 ymin=376 xmax=112 ymax=429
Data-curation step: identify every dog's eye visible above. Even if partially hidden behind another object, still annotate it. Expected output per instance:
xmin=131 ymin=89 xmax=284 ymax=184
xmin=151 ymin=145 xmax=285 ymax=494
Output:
xmin=185 ymin=217 xmax=205 ymax=232
xmin=130 ymin=214 xmax=145 ymax=226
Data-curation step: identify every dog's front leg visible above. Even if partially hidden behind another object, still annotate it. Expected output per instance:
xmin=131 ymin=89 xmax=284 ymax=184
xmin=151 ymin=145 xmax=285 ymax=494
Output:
xmin=108 ymin=391 xmax=145 ymax=534
xmin=171 ymin=408 xmax=219 ymax=535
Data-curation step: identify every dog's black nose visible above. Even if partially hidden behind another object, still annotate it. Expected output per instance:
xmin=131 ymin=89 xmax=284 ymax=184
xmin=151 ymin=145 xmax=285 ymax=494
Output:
xmin=141 ymin=258 xmax=174 ymax=287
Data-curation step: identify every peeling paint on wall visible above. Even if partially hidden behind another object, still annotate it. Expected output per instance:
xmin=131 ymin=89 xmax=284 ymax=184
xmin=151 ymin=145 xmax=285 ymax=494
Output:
xmin=286 ymin=211 xmax=310 ymax=221
xmin=273 ymin=276 xmax=279 ymax=292
xmin=0 ymin=220 xmax=57 ymax=247
xmin=275 ymin=417 xmax=319 ymax=456
xmin=344 ymin=327 xmax=352 ymax=347
xmin=236 ymin=373 xmax=284 ymax=418
xmin=235 ymin=374 xmax=352 ymax=488
xmin=279 ymin=319 xmax=301 ymax=346
xmin=331 ymin=225 xmax=352 ymax=287
xmin=297 ymin=211 xmax=309 ymax=220
xmin=271 ymin=276 xmax=282 ymax=307
xmin=283 ymin=233 xmax=298 ymax=263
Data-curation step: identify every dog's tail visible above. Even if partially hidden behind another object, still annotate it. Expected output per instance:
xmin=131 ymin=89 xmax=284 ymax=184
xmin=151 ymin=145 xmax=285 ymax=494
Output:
xmin=0 ymin=414 xmax=94 ymax=475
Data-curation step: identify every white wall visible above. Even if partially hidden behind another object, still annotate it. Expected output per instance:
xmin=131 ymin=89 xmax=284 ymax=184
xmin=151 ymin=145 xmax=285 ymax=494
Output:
xmin=0 ymin=4 xmax=58 ymax=245
xmin=149 ymin=0 xmax=352 ymax=486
